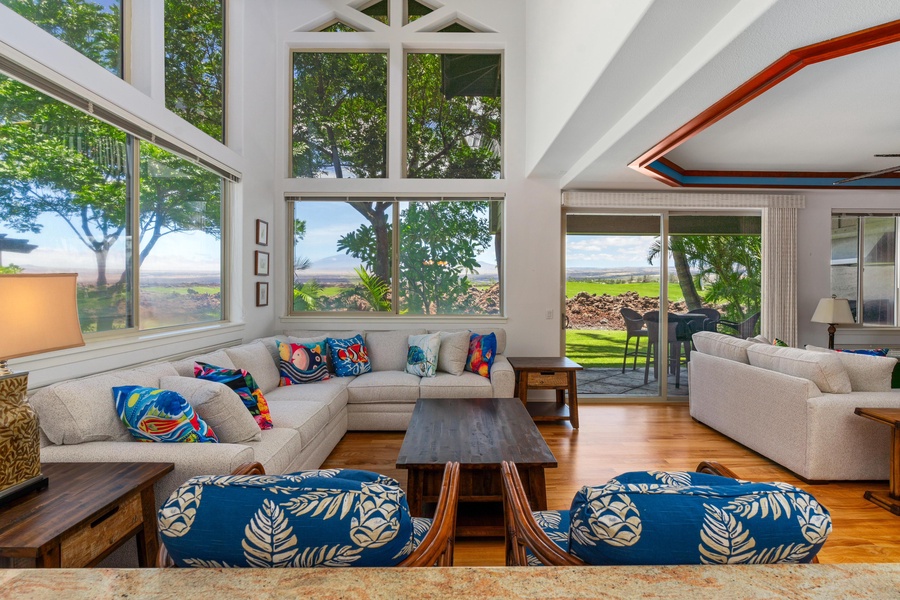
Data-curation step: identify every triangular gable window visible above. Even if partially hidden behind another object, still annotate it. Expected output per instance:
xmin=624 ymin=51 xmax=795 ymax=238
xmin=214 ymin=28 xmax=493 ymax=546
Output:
xmin=358 ymin=0 xmax=389 ymax=25
xmin=316 ymin=20 xmax=360 ymax=32
xmin=441 ymin=54 xmax=501 ymax=98
xmin=438 ymin=20 xmax=475 ymax=33
xmin=407 ymin=0 xmax=435 ymax=23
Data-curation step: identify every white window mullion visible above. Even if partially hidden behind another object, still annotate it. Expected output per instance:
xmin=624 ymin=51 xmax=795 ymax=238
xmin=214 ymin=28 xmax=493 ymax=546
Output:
xmin=388 ymin=40 xmax=403 ymax=179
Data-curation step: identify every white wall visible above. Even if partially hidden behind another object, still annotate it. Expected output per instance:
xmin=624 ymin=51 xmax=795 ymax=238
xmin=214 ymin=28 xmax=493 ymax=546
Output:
xmin=796 ymin=189 xmax=900 ymax=349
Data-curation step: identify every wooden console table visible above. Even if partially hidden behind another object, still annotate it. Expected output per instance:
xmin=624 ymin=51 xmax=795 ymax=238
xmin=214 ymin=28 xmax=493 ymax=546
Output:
xmin=0 ymin=462 xmax=173 ymax=568
xmin=507 ymin=357 xmax=582 ymax=429
xmin=854 ymin=407 xmax=900 ymax=516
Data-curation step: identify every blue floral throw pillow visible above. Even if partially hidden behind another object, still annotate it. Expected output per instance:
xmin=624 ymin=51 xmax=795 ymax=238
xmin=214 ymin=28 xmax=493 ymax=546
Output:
xmin=276 ymin=339 xmax=330 ymax=385
xmin=113 ymin=385 xmax=217 ymax=443
xmin=406 ymin=332 xmax=441 ymax=377
xmin=326 ymin=334 xmax=371 ymax=377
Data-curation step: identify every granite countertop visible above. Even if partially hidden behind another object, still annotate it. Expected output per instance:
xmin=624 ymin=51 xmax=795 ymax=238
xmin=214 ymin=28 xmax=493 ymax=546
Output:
xmin=1 ymin=564 xmax=899 ymax=599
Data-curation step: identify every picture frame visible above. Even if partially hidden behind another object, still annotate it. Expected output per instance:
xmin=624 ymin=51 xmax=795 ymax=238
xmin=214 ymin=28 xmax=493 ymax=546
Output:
xmin=256 ymin=282 xmax=269 ymax=307
xmin=254 ymin=251 xmax=270 ymax=276
xmin=256 ymin=219 xmax=269 ymax=246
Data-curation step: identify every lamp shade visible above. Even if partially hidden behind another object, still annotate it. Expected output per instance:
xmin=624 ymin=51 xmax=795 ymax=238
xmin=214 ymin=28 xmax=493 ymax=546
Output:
xmin=810 ymin=296 xmax=855 ymax=325
xmin=0 ymin=273 xmax=85 ymax=361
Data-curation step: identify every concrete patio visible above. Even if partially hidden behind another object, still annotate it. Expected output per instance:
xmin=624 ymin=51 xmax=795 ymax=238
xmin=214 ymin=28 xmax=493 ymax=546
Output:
xmin=578 ymin=366 xmax=689 ymax=397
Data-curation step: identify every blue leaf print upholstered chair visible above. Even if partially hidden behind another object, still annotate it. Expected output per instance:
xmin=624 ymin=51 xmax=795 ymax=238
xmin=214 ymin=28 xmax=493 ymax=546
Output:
xmin=501 ymin=461 xmax=831 ymax=566
xmin=158 ymin=461 xmax=459 ymax=568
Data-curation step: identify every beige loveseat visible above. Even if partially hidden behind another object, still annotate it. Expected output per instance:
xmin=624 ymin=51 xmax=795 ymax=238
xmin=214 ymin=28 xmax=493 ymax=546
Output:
xmin=31 ymin=327 xmax=513 ymax=556
xmin=689 ymin=331 xmax=900 ymax=481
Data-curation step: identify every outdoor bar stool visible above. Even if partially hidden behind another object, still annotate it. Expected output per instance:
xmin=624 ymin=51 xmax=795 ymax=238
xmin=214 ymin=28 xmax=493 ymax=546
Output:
xmin=642 ymin=311 xmax=690 ymax=388
xmin=620 ymin=307 xmax=648 ymax=373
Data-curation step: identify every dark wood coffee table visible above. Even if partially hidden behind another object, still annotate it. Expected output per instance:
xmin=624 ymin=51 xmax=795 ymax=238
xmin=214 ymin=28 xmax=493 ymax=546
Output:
xmin=397 ymin=397 xmax=557 ymax=537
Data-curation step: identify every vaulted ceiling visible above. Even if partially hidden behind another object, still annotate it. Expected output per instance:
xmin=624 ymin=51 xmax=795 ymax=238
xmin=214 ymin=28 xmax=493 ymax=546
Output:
xmin=527 ymin=0 xmax=900 ymax=190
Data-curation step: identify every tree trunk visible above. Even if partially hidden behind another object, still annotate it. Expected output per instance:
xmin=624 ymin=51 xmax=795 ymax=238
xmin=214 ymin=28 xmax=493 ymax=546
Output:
xmin=372 ymin=212 xmax=390 ymax=284
xmin=673 ymin=250 xmax=703 ymax=310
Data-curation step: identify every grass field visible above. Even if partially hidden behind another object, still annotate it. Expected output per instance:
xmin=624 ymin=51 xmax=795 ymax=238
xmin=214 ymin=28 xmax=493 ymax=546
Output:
xmin=566 ymin=281 xmax=683 ymax=302
xmin=565 ymin=329 xmax=631 ymax=368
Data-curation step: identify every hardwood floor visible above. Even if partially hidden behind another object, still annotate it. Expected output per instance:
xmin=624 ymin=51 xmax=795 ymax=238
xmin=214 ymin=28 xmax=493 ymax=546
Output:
xmin=321 ymin=402 xmax=900 ymax=566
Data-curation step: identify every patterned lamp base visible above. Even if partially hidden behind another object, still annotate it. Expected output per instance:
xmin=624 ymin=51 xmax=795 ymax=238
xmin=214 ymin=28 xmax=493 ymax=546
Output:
xmin=0 ymin=372 xmax=48 ymax=507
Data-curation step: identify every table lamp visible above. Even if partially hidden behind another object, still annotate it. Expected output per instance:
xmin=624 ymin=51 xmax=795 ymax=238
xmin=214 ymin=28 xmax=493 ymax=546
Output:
xmin=810 ymin=295 xmax=854 ymax=350
xmin=0 ymin=274 xmax=85 ymax=505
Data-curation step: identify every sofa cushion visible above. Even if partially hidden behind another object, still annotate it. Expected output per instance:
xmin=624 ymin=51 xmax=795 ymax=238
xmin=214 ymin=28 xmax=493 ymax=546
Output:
xmin=194 ymin=363 xmax=274 ymax=430
xmin=265 ymin=377 xmax=351 ymax=417
xmin=327 ymin=334 xmax=372 ymax=377
xmin=224 ymin=342 xmax=281 ymax=395
xmin=242 ymin=428 xmax=305 ymax=475
xmin=265 ymin=401 xmax=332 ymax=447
xmin=406 ymin=332 xmax=441 ymax=378
xmin=805 ymin=345 xmax=897 ymax=392
xmin=435 ymin=330 xmax=469 ymax=376
xmin=158 ymin=469 xmax=416 ymax=567
xmin=691 ymin=331 xmax=756 ymax=364
xmin=348 ymin=371 xmax=421 ymax=404
xmin=746 ymin=344 xmax=852 ymax=394
xmin=30 ymin=363 xmax=179 ymax=445
xmin=418 ymin=372 xmax=493 ymax=398
xmin=568 ymin=472 xmax=832 ymax=565
xmin=172 ymin=350 xmax=235 ymax=377
xmin=161 ymin=376 xmax=261 ymax=443
xmin=113 ymin=385 xmax=218 ymax=443
xmin=276 ymin=339 xmax=330 ymax=385
xmin=366 ymin=329 xmax=426 ymax=372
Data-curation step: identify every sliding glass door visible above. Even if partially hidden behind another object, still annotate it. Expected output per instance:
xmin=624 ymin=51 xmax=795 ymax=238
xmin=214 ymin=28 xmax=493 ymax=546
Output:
xmin=565 ymin=211 xmax=761 ymax=399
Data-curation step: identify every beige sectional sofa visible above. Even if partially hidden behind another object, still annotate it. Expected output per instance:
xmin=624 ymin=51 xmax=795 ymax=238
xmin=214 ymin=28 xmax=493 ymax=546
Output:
xmin=31 ymin=326 xmax=513 ymax=564
xmin=689 ymin=331 xmax=900 ymax=481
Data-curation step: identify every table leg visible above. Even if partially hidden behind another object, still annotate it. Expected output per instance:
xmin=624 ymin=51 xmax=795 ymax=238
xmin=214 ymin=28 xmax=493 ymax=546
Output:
xmin=36 ymin=545 xmax=60 ymax=568
xmin=136 ymin=488 xmax=159 ymax=567
xmin=568 ymin=373 xmax=579 ymax=429
xmin=519 ymin=376 xmax=529 ymax=405
xmin=863 ymin=424 xmax=900 ymax=515
xmin=406 ymin=469 xmax=423 ymax=517
xmin=520 ymin=467 xmax=548 ymax=511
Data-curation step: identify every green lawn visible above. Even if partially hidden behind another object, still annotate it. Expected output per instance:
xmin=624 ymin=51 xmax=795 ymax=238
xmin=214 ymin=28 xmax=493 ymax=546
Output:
xmin=566 ymin=281 xmax=683 ymax=302
xmin=565 ymin=329 xmax=632 ymax=368
xmin=141 ymin=285 xmax=220 ymax=295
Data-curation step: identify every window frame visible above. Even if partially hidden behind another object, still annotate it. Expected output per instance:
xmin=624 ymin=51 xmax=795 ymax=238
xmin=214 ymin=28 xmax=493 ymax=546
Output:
xmin=830 ymin=212 xmax=900 ymax=328
xmin=286 ymin=195 xmax=504 ymax=318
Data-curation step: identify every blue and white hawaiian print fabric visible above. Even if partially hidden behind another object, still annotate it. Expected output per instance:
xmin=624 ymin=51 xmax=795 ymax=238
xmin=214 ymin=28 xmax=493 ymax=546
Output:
xmin=567 ymin=470 xmax=831 ymax=565
xmin=158 ymin=469 xmax=422 ymax=567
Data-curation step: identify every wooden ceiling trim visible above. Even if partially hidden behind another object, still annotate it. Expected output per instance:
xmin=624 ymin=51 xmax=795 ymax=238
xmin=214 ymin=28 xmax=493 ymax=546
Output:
xmin=629 ymin=20 xmax=900 ymax=187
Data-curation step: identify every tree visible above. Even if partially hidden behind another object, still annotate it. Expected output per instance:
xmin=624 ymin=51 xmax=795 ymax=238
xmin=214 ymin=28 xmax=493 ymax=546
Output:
xmin=291 ymin=51 xmax=501 ymax=311
xmin=648 ymin=235 xmax=761 ymax=321
xmin=164 ymin=0 xmax=225 ymax=141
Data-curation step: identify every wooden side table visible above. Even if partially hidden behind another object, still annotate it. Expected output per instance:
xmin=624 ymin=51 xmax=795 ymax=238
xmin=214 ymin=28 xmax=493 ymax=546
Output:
xmin=0 ymin=462 xmax=173 ymax=568
xmin=507 ymin=357 xmax=583 ymax=429
xmin=854 ymin=407 xmax=900 ymax=516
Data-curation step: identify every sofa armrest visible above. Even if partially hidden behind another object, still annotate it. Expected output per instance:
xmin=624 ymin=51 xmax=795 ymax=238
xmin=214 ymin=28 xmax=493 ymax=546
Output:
xmin=491 ymin=355 xmax=515 ymax=397
xmin=41 ymin=441 xmax=255 ymax=509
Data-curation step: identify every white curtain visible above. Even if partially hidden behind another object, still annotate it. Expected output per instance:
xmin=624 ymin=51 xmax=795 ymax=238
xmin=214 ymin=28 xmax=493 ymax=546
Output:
xmin=761 ymin=203 xmax=801 ymax=345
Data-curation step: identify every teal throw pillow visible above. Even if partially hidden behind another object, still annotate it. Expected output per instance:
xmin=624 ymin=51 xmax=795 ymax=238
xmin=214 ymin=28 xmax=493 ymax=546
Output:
xmin=326 ymin=334 xmax=372 ymax=377
xmin=113 ymin=385 xmax=218 ymax=443
xmin=406 ymin=332 xmax=441 ymax=377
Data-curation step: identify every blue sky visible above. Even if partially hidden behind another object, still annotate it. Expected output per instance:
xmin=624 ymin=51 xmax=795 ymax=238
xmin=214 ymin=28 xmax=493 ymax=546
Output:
xmin=566 ymin=235 xmax=662 ymax=269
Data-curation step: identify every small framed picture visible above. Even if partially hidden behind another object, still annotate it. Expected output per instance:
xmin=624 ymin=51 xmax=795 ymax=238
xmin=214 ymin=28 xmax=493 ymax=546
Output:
xmin=256 ymin=282 xmax=269 ymax=307
xmin=255 ymin=251 xmax=270 ymax=276
xmin=256 ymin=219 xmax=269 ymax=246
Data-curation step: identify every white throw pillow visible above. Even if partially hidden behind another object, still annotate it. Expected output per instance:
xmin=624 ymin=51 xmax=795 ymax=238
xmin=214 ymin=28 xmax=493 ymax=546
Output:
xmin=406 ymin=333 xmax=441 ymax=378
xmin=805 ymin=345 xmax=897 ymax=392
xmin=160 ymin=376 xmax=261 ymax=443
xmin=436 ymin=330 xmax=470 ymax=376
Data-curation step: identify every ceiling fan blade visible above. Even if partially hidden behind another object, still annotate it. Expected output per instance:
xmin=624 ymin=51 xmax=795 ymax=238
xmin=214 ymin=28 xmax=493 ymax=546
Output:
xmin=834 ymin=164 xmax=900 ymax=185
